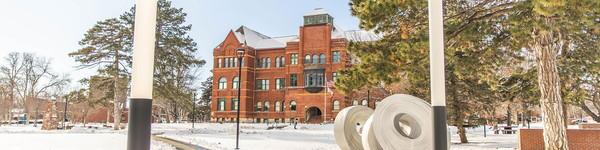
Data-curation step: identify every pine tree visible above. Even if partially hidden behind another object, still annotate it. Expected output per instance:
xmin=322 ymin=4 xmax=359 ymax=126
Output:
xmin=71 ymin=0 xmax=204 ymax=126
xmin=69 ymin=17 xmax=131 ymax=130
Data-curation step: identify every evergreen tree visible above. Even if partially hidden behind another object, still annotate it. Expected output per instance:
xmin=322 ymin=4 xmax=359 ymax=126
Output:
xmin=69 ymin=17 xmax=131 ymax=130
xmin=71 ymin=0 xmax=204 ymax=126
xmin=342 ymin=0 xmax=515 ymax=143
xmin=119 ymin=0 xmax=205 ymax=121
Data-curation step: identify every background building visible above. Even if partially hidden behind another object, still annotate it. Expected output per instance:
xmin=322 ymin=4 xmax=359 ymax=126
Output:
xmin=211 ymin=8 xmax=378 ymax=123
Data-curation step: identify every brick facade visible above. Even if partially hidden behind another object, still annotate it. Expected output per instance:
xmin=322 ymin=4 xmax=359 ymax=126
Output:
xmin=519 ymin=129 xmax=600 ymax=150
xmin=210 ymin=9 xmax=376 ymax=123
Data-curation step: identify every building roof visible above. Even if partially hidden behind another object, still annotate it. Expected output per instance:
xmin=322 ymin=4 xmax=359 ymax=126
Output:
xmin=227 ymin=9 xmax=381 ymax=50
xmin=304 ymin=8 xmax=329 ymax=16
xmin=230 ymin=25 xmax=380 ymax=50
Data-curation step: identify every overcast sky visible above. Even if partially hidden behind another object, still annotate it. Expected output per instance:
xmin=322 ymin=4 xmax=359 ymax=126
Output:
xmin=0 ymin=0 xmax=361 ymax=89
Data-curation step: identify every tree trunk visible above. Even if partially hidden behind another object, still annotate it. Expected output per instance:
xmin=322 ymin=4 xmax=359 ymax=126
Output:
xmin=532 ymin=29 xmax=569 ymax=150
xmin=507 ymin=105 xmax=512 ymax=127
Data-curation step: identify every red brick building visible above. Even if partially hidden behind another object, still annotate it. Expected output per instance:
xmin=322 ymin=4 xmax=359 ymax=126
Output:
xmin=211 ymin=8 xmax=378 ymax=123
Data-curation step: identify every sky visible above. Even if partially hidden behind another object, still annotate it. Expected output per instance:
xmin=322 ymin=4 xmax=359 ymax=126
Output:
xmin=0 ymin=0 xmax=361 ymax=88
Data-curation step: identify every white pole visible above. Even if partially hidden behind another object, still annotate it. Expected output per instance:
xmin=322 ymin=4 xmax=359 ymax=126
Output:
xmin=127 ymin=0 xmax=158 ymax=149
xmin=428 ymin=0 xmax=447 ymax=149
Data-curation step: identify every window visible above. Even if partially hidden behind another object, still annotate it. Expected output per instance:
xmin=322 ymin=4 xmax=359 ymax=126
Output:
xmin=275 ymin=101 xmax=281 ymax=112
xmin=319 ymin=54 xmax=326 ymax=64
xmin=233 ymin=57 xmax=237 ymax=67
xmin=256 ymin=102 xmax=262 ymax=112
xmin=290 ymin=101 xmax=297 ymax=111
xmin=332 ymin=51 xmax=340 ymax=63
xmin=312 ymin=54 xmax=318 ymax=64
xmin=264 ymin=101 xmax=270 ymax=112
xmin=262 ymin=58 xmax=267 ymax=68
xmin=232 ymin=98 xmax=239 ymax=111
xmin=304 ymin=55 xmax=311 ymax=64
xmin=316 ymin=73 xmax=323 ymax=86
xmin=241 ymin=57 xmax=244 ymax=67
xmin=218 ymin=77 xmax=227 ymax=90
xmin=224 ymin=58 xmax=229 ymax=68
xmin=217 ymin=98 xmax=226 ymax=111
xmin=256 ymin=79 xmax=269 ymax=90
xmin=275 ymin=78 xmax=285 ymax=90
xmin=305 ymin=73 xmax=323 ymax=87
xmin=333 ymin=100 xmax=340 ymax=111
xmin=256 ymin=58 xmax=261 ymax=68
xmin=352 ymin=100 xmax=358 ymax=106
xmin=266 ymin=57 xmax=271 ymax=68
xmin=281 ymin=57 xmax=285 ymax=67
xmin=332 ymin=72 xmax=338 ymax=83
xmin=232 ymin=77 xmax=239 ymax=89
xmin=275 ymin=57 xmax=281 ymax=67
xmin=217 ymin=58 xmax=222 ymax=68
xmin=291 ymin=54 xmax=298 ymax=65
xmin=290 ymin=74 xmax=298 ymax=86
xmin=361 ymin=99 xmax=368 ymax=106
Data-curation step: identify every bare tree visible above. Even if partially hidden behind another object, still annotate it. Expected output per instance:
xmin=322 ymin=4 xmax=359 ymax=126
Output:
xmin=0 ymin=52 xmax=24 ymax=125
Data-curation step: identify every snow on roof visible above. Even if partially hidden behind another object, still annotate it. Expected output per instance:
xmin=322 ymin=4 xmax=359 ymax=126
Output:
xmin=233 ymin=26 xmax=292 ymax=49
xmin=304 ymin=8 xmax=329 ymax=16
xmin=230 ymin=25 xmax=379 ymax=50
xmin=332 ymin=25 xmax=381 ymax=42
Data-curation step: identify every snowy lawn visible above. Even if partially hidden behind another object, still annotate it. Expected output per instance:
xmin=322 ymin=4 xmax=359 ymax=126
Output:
xmin=2 ymin=122 xmax=562 ymax=150
xmin=0 ymin=124 xmax=174 ymax=150
xmin=153 ymin=123 xmax=529 ymax=150
xmin=153 ymin=123 xmax=338 ymax=150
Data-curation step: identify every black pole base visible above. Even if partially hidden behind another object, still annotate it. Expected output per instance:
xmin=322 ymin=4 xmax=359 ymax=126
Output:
xmin=433 ymin=106 xmax=448 ymax=150
xmin=127 ymin=98 xmax=153 ymax=150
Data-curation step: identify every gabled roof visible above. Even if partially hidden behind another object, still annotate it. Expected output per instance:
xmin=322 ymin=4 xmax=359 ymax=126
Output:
xmin=228 ymin=24 xmax=380 ymax=50
xmin=233 ymin=26 xmax=291 ymax=49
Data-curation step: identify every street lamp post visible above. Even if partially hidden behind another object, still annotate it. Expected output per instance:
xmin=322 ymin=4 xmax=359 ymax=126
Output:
xmin=235 ymin=47 xmax=245 ymax=150
xmin=192 ymin=91 xmax=196 ymax=129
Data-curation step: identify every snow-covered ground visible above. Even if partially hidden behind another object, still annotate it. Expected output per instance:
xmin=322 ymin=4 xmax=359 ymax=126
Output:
xmin=152 ymin=123 xmax=539 ymax=150
xmin=153 ymin=123 xmax=338 ymax=150
xmin=0 ymin=124 xmax=174 ymax=150
xmin=1 ymin=122 xmax=577 ymax=150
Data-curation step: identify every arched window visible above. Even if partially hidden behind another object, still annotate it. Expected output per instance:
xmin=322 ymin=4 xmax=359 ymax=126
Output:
xmin=256 ymin=102 xmax=263 ymax=112
xmin=266 ymin=57 xmax=271 ymax=68
xmin=232 ymin=76 xmax=239 ymax=89
xmin=361 ymin=99 xmax=368 ymax=106
xmin=352 ymin=100 xmax=358 ymax=106
xmin=264 ymin=101 xmax=270 ymax=112
xmin=218 ymin=77 xmax=227 ymax=90
xmin=312 ymin=54 xmax=318 ymax=64
xmin=304 ymin=55 xmax=311 ymax=64
xmin=281 ymin=57 xmax=285 ymax=67
xmin=275 ymin=57 xmax=281 ymax=67
xmin=319 ymin=54 xmax=325 ymax=64
xmin=275 ymin=101 xmax=281 ymax=112
xmin=262 ymin=58 xmax=267 ymax=68
xmin=290 ymin=101 xmax=297 ymax=111
xmin=333 ymin=100 xmax=340 ymax=111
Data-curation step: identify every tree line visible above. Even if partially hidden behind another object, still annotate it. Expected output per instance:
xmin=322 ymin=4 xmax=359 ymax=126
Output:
xmin=0 ymin=52 xmax=70 ymax=126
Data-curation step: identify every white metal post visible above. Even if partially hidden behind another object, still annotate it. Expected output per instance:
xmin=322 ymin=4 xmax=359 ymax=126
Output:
xmin=127 ymin=0 xmax=158 ymax=149
xmin=428 ymin=0 xmax=448 ymax=149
